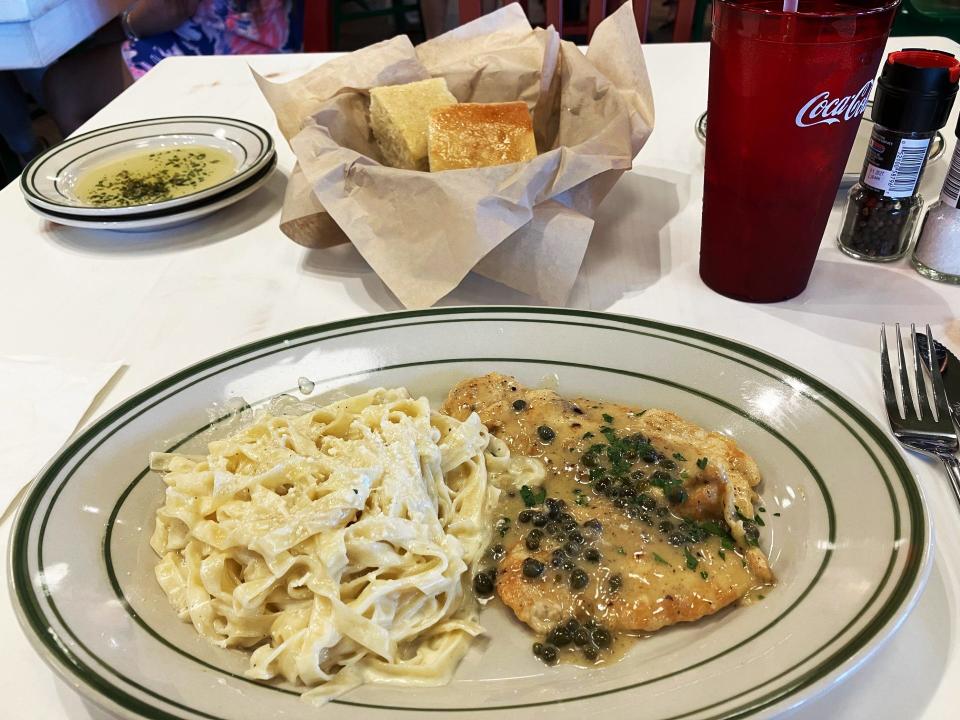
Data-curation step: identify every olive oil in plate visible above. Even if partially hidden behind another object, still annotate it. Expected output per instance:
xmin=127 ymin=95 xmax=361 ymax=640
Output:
xmin=73 ymin=145 xmax=236 ymax=207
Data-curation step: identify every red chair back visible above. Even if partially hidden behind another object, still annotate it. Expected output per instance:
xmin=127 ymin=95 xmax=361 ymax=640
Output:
xmin=459 ymin=0 xmax=649 ymax=42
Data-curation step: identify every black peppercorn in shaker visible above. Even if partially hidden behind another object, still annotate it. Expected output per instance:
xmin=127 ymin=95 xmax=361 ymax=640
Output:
xmin=838 ymin=50 xmax=960 ymax=262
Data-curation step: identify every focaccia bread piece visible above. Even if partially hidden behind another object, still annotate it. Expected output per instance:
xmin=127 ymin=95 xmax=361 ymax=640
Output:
xmin=428 ymin=102 xmax=537 ymax=171
xmin=369 ymin=78 xmax=458 ymax=170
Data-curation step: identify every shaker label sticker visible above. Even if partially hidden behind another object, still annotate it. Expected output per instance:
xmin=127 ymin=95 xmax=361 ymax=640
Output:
xmin=941 ymin=145 xmax=960 ymax=208
xmin=862 ymin=132 xmax=930 ymax=198
xmin=795 ymin=81 xmax=872 ymax=128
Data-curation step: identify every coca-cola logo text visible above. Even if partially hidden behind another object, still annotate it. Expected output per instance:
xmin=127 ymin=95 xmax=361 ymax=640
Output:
xmin=795 ymin=81 xmax=872 ymax=128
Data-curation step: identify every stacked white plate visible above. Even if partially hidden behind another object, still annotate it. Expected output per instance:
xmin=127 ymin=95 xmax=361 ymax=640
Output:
xmin=20 ymin=116 xmax=277 ymax=231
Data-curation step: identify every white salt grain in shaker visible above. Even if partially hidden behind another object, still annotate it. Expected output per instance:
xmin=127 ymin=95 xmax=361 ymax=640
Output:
xmin=913 ymin=120 xmax=960 ymax=283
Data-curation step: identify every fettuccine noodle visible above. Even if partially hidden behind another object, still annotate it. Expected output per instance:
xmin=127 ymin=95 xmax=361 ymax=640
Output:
xmin=149 ymin=388 xmax=508 ymax=702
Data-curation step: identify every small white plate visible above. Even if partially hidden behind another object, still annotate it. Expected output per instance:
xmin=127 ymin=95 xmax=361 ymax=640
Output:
xmin=9 ymin=308 xmax=929 ymax=720
xmin=21 ymin=116 xmax=275 ymax=216
xmin=27 ymin=153 xmax=276 ymax=232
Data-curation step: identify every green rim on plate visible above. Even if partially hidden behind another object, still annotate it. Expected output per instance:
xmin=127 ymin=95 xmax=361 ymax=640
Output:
xmin=8 ymin=307 xmax=926 ymax=720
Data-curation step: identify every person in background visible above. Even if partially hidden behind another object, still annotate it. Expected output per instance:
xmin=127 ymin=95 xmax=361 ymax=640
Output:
xmin=44 ymin=0 xmax=295 ymax=136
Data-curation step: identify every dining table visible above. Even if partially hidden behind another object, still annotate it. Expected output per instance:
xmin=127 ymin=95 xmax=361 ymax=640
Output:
xmin=2 ymin=33 xmax=960 ymax=720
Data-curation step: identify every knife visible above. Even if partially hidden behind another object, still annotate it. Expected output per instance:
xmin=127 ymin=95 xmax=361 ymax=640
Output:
xmin=917 ymin=332 xmax=960 ymax=428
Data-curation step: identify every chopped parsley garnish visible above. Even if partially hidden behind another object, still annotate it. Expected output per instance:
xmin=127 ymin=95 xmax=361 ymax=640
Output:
xmin=754 ymin=514 xmax=766 ymax=527
xmin=672 ymin=452 xmax=687 ymax=461
xmin=582 ymin=431 xmax=594 ymax=439
xmin=617 ymin=546 xmax=626 ymax=555
xmin=519 ymin=485 xmax=546 ymax=507
xmin=575 ymin=494 xmax=589 ymax=506
xmin=718 ymin=548 xmax=726 ymax=560
xmin=720 ymin=536 xmax=735 ymax=550
xmin=602 ymin=413 xmax=614 ymax=424
xmin=696 ymin=457 xmax=708 ymax=470
xmin=652 ymin=552 xmax=668 ymax=565
xmin=684 ymin=547 xmax=699 ymax=570
xmin=700 ymin=571 xmax=709 ymax=580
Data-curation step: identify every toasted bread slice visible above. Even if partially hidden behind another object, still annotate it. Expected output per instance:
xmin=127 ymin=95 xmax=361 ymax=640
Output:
xmin=427 ymin=102 xmax=537 ymax=172
xmin=369 ymin=78 xmax=458 ymax=170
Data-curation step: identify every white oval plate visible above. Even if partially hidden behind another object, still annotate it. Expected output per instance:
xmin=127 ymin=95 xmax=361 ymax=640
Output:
xmin=27 ymin=154 xmax=276 ymax=232
xmin=9 ymin=308 xmax=928 ymax=720
xmin=21 ymin=116 xmax=275 ymax=216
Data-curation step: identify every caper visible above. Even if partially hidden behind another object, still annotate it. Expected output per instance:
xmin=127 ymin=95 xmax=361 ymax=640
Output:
xmin=608 ymin=573 xmax=623 ymax=592
xmin=473 ymin=571 xmax=495 ymax=597
xmin=532 ymin=642 xmax=545 ymax=657
xmin=525 ymin=529 xmax=543 ymax=551
xmin=568 ymin=530 xmax=585 ymax=545
xmin=570 ymin=568 xmax=589 ymax=590
xmin=562 ymin=559 xmax=575 ymax=571
xmin=537 ymin=425 xmax=556 ymax=442
xmin=656 ymin=506 xmax=669 ymax=517
xmin=636 ymin=492 xmax=657 ymax=510
xmin=546 ymin=497 xmax=566 ymax=520
xmin=581 ymin=453 xmax=598 ymax=468
xmin=595 ymin=478 xmax=611 ymax=494
xmin=583 ymin=518 xmax=603 ymax=534
xmin=512 ymin=399 xmax=527 ymax=411
xmin=613 ymin=497 xmax=629 ymax=509
xmin=652 ymin=470 xmax=673 ymax=482
xmin=531 ymin=513 xmax=548 ymax=528
xmin=561 ymin=519 xmax=578 ymax=532
xmin=744 ymin=522 xmax=760 ymax=542
xmin=638 ymin=511 xmax=653 ymax=525
xmin=642 ymin=449 xmax=663 ymax=463
xmin=559 ymin=511 xmax=575 ymax=524
xmin=540 ymin=644 xmax=559 ymax=664
xmin=563 ymin=618 xmax=580 ymax=633
xmin=592 ymin=628 xmax=612 ymax=648
xmin=523 ymin=557 xmax=545 ymax=578
xmin=668 ymin=530 xmax=691 ymax=546
xmin=584 ymin=618 xmax=598 ymax=630
xmin=573 ymin=627 xmax=591 ymax=646
xmin=518 ymin=509 xmax=534 ymax=524
xmin=658 ymin=520 xmax=674 ymax=534
xmin=546 ymin=626 xmax=572 ymax=647
xmin=583 ymin=645 xmax=599 ymax=661
xmin=545 ymin=520 xmax=562 ymax=536
xmin=666 ymin=485 xmax=688 ymax=505
xmin=584 ymin=547 xmax=601 ymax=563
xmin=659 ymin=458 xmax=677 ymax=470
xmin=551 ymin=549 xmax=566 ymax=567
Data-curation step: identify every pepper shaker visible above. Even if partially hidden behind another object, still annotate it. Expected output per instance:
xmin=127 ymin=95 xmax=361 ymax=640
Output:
xmin=838 ymin=50 xmax=960 ymax=262
xmin=912 ymin=115 xmax=960 ymax=282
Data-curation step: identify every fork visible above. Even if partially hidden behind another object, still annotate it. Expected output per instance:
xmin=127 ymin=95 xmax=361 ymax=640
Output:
xmin=882 ymin=323 xmax=960 ymax=509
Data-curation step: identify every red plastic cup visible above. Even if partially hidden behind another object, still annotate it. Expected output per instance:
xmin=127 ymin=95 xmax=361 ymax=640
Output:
xmin=700 ymin=0 xmax=900 ymax=302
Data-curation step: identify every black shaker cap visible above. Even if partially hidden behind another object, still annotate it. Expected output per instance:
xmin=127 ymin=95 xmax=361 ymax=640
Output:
xmin=872 ymin=49 xmax=960 ymax=133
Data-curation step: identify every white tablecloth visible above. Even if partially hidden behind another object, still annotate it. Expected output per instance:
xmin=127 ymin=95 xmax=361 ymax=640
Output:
xmin=3 ymin=37 xmax=960 ymax=719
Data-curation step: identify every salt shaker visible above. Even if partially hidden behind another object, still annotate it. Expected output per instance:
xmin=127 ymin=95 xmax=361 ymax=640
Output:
xmin=838 ymin=50 xmax=960 ymax=261
xmin=912 ymin=116 xmax=960 ymax=282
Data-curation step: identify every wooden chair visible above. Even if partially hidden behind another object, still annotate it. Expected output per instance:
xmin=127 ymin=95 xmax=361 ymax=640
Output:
xmin=459 ymin=0 xmax=649 ymax=43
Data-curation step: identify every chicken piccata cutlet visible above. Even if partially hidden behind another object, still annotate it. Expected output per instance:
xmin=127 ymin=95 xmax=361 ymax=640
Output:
xmin=442 ymin=373 xmax=774 ymax=665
